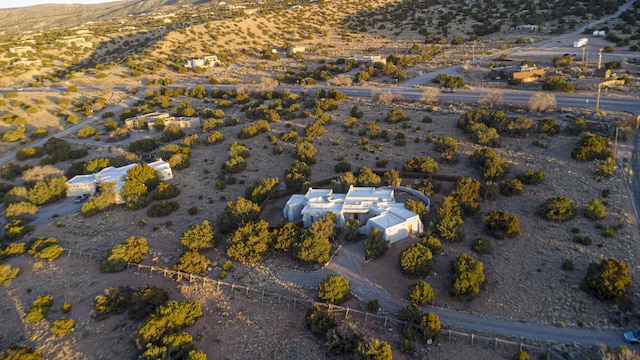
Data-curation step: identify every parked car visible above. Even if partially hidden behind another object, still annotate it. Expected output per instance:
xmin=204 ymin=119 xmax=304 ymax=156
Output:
xmin=442 ymin=87 xmax=455 ymax=93
xmin=74 ymin=194 xmax=90 ymax=203
xmin=624 ymin=329 xmax=640 ymax=343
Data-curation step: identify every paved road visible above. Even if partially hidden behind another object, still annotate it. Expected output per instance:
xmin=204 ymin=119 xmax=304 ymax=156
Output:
xmin=277 ymin=241 xmax=628 ymax=349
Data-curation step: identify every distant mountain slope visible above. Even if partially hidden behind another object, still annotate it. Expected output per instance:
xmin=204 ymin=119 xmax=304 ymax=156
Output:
xmin=0 ymin=0 xmax=211 ymax=34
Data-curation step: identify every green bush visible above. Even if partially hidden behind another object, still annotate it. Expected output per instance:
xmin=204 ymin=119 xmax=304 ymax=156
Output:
xmin=355 ymin=340 xmax=392 ymax=360
xmin=499 ymin=179 xmax=523 ymax=196
xmin=335 ymin=161 xmax=352 ymax=173
xmin=483 ymin=211 xmax=520 ymax=239
xmin=516 ymin=170 xmax=544 ymax=185
xmin=513 ymin=350 xmax=530 ymax=360
xmin=134 ymin=300 xmax=203 ymax=350
xmin=584 ymin=259 xmax=630 ymax=300
xmin=305 ymin=304 xmax=336 ymax=336
xmin=217 ymin=197 xmax=261 ymax=234
xmin=403 ymin=156 xmax=438 ymax=173
xmin=420 ymin=235 xmax=442 ymax=254
xmin=172 ymin=251 xmax=212 ymax=276
xmin=146 ymin=200 xmax=179 ymax=217
xmin=593 ymin=158 xmax=616 ymax=178
xmin=1 ymin=242 xmax=26 ymax=258
xmin=537 ymin=196 xmax=576 ymax=221
xmin=28 ymin=237 xmax=63 ymax=261
xmin=325 ymin=324 xmax=362 ymax=355
xmin=121 ymin=180 xmax=148 ymax=211
xmin=61 ymin=302 xmax=72 ymax=313
xmin=420 ymin=312 xmax=441 ymax=340
xmin=450 ymin=177 xmax=481 ymax=215
xmin=127 ymin=163 xmax=159 ymax=191
xmin=571 ymin=133 xmax=613 ymax=161
xmin=472 ymin=238 xmax=492 ymax=254
xmin=0 ymin=264 xmax=21 ymax=285
xmin=77 ymin=125 xmax=96 ymax=139
xmin=4 ymin=219 xmax=34 ymax=240
xmin=181 ymin=220 xmax=216 ymax=251
xmin=152 ymin=182 xmax=180 ymax=200
xmin=100 ymin=236 xmax=150 ymax=272
xmin=428 ymin=196 xmax=465 ymax=242
xmin=584 ymin=198 xmax=606 ymax=220
xmin=450 ymin=253 xmax=485 ymax=301
xmin=26 ymin=295 xmax=54 ymax=322
xmin=318 ymin=275 xmax=351 ymax=304
xmin=404 ymin=198 xmax=429 ymax=224
xmin=0 ymin=344 xmax=41 ymax=359
xmin=226 ymin=220 xmax=272 ymax=264
xmin=293 ymin=232 xmax=332 ymax=264
xmin=51 ymin=318 xmax=75 ymax=337
xmin=399 ymin=243 xmax=433 ymax=276
xmin=245 ymin=177 xmax=280 ymax=204
xmin=364 ymin=228 xmax=390 ymax=259
xmin=408 ymin=280 xmax=435 ymax=305
xmin=5 ymin=201 xmax=38 ymax=220
xmin=538 ymin=119 xmax=559 ymax=135
xmin=561 ymin=259 xmax=574 ymax=271
xmin=16 ymin=146 xmax=43 ymax=161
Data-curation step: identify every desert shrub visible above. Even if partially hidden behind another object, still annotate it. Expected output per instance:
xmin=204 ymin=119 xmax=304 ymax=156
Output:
xmin=147 ymin=200 xmax=179 ymax=217
xmin=26 ymin=295 xmax=54 ymax=322
xmin=1 ymin=242 xmax=26 ymax=258
xmin=429 ymin=196 xmax=465 ymax=242
xmin=450 ymin=253 xmax=485 ymax=301
xmin=294 ymin=140 xmax=317 ymax=164
xmin=399 ymin=303 xmax=422 ymax=324
xmin=364 ymin=228 xmax=390 ymax=259
xmin=499 ymin=179 xmax=523 ymax=196
xmin=537 ymin=196 xmax=576 ymax=221
xmin=367 ymin=299 xmax=379 ymax=312
xmin=516 ymin=170 xmax=545 ymax=185
xmin=513 ymin=350 xmax=530 ymax=360
xmin=128 ymin=163 xmax=159 ymax=191
xmin=584 ymin=258 xmax=630 ymax=300
xmin=180 ymin=220 xmax=216 ymax=251
xmin=584 ymin=198 xmax=606 ymax=220
xmin=51 ymin=318 xmax=75 ymax=337
xmin=61 ymin=302 xmax=72 ymax=314
xmin=172 ymin=251 xmax=212 ymax=276
xmin=28 ymin=237 xmax=63 ymax=261
xmin=472 ymin=238 xmax=492 ymax=254
xmin=408 ymin=280 xmax=435 ymax=305
xmin=5 ymin=201 xmax=38 ymax=220
xmin=16 ymin=147 xmax=43 ymax=161
xmin=101 ymin=236 xmax=150 ymax=272
xmin=318 ymin=274 xmax=351 ymax=304
xmin=152 ymin=182 xmax=180 ymax=200
xmin=451 ymin=177 xmax=481 ymax=215
xmin=239 ymin=119 xmax=270 ymax=139
xmin=483 ymin=211 xmax=520 ymax=239
xmin=413 ymin=178 xmax=440 ymax=195
xmin=593 ymin=158 xmax=616 ymax=178
xmin=134 ymin=300 xmax=203 ymax=350
xmin=121 ymin=180 xmax=148 ymax=211
xmin=285 ymin=160 xmax=311 ymax=190
xmin=206 ymin=131 xmax=225 ymax=145
xmin=420 ymin=312 xmax=441 ymax=340
xmin=403 ymin=156 xmax=438 ymax=173
xmin=305 ymin=305 xmax=336 ymax=336
xmin=129 ymin=138 xmax=158 ymax=153
xmin=4 ymin=219 xmax=34 ymax=240
xmin=399 ymin=243 xmax=433 ymax=276
xmin=226 ymin=220 xmax=272 ymax=264
xmin=293 ymin=231 xmax=332 ymax=264
xmin=542 ymin=76 xmax=574 ymax=92
xmin=571 ymin=133 xmax=613 ymax=161
xmin=355 ymin=166 xmax=381 ymax=187
xmin=386 ymin=108 xmax=410 ymax=124
xmin=245 ymin=177 xmax=279 ymax=204
xmin=129 ymin=286 xmax=170 ymax=320
xmin=562 ymin=259 xmax=574 ymax=271
xmin=77 ymin=125 xmax=96 ymax=139
xmin=335 ymin=161 xmax=352 ymax=173
xmin=404 ymin=198 xmax=429 ymax=224
xmin=28 ymin=176 xmax=67 ymax=206
xmin=0 ymin=264 xmax=21 ymax=285
xmin=538 ymin=119 xmax=560 ymax=135
xmin=419 ymin=236 xmax=441 ymax=254
xmin=217 ymin=197 xmax=261 ymax=234
xmin=93 ymin=286 xmax=135 ymax=320
xmin=355 ymin=339 xmax=392 ymax=360
xmin=325 ymin=324 xmax=362 ymax=355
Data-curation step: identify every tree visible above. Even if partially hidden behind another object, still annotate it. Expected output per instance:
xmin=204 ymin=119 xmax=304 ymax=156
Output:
xmin=180 ymin=220 xmax=216 ymax=251
xmin=542 ymin=76 xmax=574 ymax=93
xmin=217 ymin=197 xmax=261 ymax=234
xmin=385 ymin=108 xmax=409 ymax=123
xmin=429 ymin=196 xmax=465 ymax=242
xmin=514 ymin=350 xmax=530 ymax=360
xmin=399 ymin=243 xmax=433 ymax=276
xmin=273 ymin=222 xmax=300 ymax=251
xmin=450 ymin=177 xmax=481 ymax=215
xmin=28 ymin=176 xmax=67 ymax=206
xmin=404 ymin=198 xmax=429 ymax=224
xmin=120 ymin=179 xmax=148 ymax=211
xmin=584 ymin=258 xmax=630 ymax=300
xmin=529 ymin=92 xmax=556 ymax=112
xmin=134 ymin=300 xmax=203 ymax=350
xmin=305 ymin=305 xmax=336 ymax=336
xmin=318 ymin=274 xmax=351 ymax=304
xmin=285 ymin=160 xmax=311 ymax=190
xmin=356 ymin=167 xmax=381 ymax=187
xmin=226 ymin=220 xmax=272 ymax=264
xmin=419 ymin=87 xmax=439 ymax=104
xmin=364 ymin=228 xmax=389 ymax=259
xmin=483 ymin=211 xmax=520 ymax=239
xmin=403 ymin=157 xmax=438 ymax=173
xmin=325 ymin=324 xmax=362 ymax=355
xmin=408 ymin=280 xmax=435 ymax=305
xmin=420 ymin=312 xmax=441 ymax=340
xmin=293 ymin=232 xmax=332 ymax=264
xmin=383 ymin=169 xmax=401 ymax=187
xmin=127 ymin=163 xmax=159 ymax=191
xmin=245 ymin=177 xmax=279 ymax=204
xmin=355 ymin=339 xmax=392 ymax=360
xmin=585 ymin=198 xmax=606 ymax=220
xmin=344 ymin=218 xmax=363 ymax=242
xmin=101 ymin=236 xmax=150 ymax=272
xmin=571 ymin=132 xmax=613 ymax=161
xmin=450 ymin=253 xmax=485 ymax=301
xmin=294 ymin=140 xmax=317 ymax=164
xmin=172 ymin=251 xmax=212 ymax=276
xmin=537 ymin=196 xmax=576 ymax=221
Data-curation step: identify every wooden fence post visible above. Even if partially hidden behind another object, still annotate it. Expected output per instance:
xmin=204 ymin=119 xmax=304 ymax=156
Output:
xmin=471 ymin=334 xmax=474 ymax=346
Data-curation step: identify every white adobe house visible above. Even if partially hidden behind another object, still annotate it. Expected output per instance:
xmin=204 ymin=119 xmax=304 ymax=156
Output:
xmin=65 ymin=160 xmax=173 ymax=199
xmin=283 ymin=186 xmax=426 ymax=244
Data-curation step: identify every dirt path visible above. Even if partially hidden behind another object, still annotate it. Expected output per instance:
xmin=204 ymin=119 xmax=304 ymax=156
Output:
xmin=276 ymin=240 xmax=628 ymax=348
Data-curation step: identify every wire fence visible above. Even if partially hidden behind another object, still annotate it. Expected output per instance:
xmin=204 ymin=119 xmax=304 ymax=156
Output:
xmin=62 ymin=247 xmax=566 ymax=359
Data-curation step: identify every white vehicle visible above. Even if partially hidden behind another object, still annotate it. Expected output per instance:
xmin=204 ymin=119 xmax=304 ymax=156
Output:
xmin=442 ymin=87 xmax=455 ymax=93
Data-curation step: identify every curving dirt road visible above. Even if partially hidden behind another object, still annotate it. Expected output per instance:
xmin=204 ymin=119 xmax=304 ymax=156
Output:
xmin=276 ymin=240 xmax=628 ymax=349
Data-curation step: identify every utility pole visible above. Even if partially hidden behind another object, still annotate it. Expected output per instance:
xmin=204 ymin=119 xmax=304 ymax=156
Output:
xmin=614 ymin=126 xmax=618 ymax=162
xmin=596 ymin=83 xmax=602 ymax=116
xmin=597 ymin=48 xmax=603 ymax=69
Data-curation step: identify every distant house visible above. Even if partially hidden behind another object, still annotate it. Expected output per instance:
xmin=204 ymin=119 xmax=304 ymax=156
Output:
xmin=283 ymin=186 xmax=426 ymax=243
xmin=185 ymin=55 xmax=221 ymax=69
xmin=347 ymin=55 xmax=387 ymax=66
xmin=287 ymin=46 xmax=305 ymax=54
xmin=515 ymin=24 xmax=538 ymax=32
xmin=149 ymin=117 xmax=201 ymax=132
xmin=489 ymin=65 xmax=545 ymax=82
xmin=594 ymin=67 xmax=611 ymax=79
xmin=66 ymin=161 xmax=174 ymax=202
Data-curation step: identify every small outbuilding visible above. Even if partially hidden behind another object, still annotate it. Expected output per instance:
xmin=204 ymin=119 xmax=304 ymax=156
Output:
xmin=65 ymin=174 xmax=97 ymax=197
xmin=594 ymin=67 xmax=611 ymax=79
